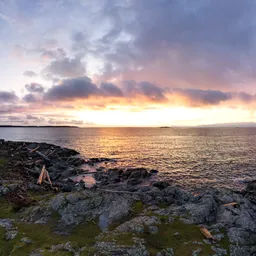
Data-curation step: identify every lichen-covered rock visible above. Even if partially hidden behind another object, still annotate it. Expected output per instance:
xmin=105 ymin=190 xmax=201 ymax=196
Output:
xmin=5 ymin=230 xmax=18 ymax=240
xmin=0 ymin=218 xmax=13 ymax=229
xmin=192 ymin=248 xmax=202 ymax=256
xmin=157 ymin=248 xmax=174 ymax=256
xmin=116 ymin=216 xmax=160 ymax=233
xmin=185 ymin=194 xmax=217 ymax=224
xmin=21 ymin=237 xmax=33 ymax=244
xmin=230 ymin=245 xmax=256 ymax=256
xmin=0 ymin=186 xmax=9 ymax=196
xmin=95 ymin=238 xmax=150 ymax=256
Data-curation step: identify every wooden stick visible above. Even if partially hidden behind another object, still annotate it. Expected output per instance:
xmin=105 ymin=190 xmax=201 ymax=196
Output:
xmin=29 ymin=146 xmax=40 ymax=153
xmin=200 ymin=227 xmax=216 ymax=240
xmin=45 ymin=170 xmax=53 ymax=186
xmin=47 ymin=150 xmax=55 ymax=157
xmin=222 ymin=202 xmax=238 ymax=207
xmin=36 ymin=151 xmax=50 ymax=161
xmin=37 ymin=165 xmax=46 ymax=185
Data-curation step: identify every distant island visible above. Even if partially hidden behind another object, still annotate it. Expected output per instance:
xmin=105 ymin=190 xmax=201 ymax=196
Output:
xmin=0 ymin=125 xmax=79 ymax=128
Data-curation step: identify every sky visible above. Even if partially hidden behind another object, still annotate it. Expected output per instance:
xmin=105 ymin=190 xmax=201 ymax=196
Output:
xmin=1 ymin=0 xmax=256 ymax=127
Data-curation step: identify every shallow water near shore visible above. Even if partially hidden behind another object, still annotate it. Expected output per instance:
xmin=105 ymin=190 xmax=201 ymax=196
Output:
xmin=1 ymin=127 xmax=256 ymax=190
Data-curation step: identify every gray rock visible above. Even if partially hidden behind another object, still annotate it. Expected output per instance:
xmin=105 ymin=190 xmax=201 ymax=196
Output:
xmin=95 ymin=239 xmax=150 ymax=256
xmin=211 ymin=246 xmax=227 ymax=256
xmin=148 ymin=225 xmax=159 ymax=234
xmin=50 ymin=193 xmax=67 ymax=211
xmin=0 ymin=219 xmax=13 ymax=229
xmin=130 ymin=170 xmax=142 ymax=179
xmin=0 ymin=186 xmax=9 ymax=196
xmin=203 ymin=239 xmax=212 ymax=245
xmin=128 ymin=178 xmax=143 ymax=186
xmin=185 ymin=194 xmax=217 ymax=223
xmin=21 ymin=237 xmax=33 ymax=244
xmin=229 ymin=245 xmax=256 ymax=256
xmin=152 ymin=181 xmax=170 ymax=190
xmin=192 ymin=248 xmax=202 ymax=256
xmin=173 ymin=232 xmax=181 ymax=239
xmin=215 ymin=233 xmax=225 ymax=242
xmin=162 ymin=186 xmax=193 ymax=205
xmin=116 ymin=216 xmax=160 ymax=233
xmin=5 ymin=230 xmax=18 ymax=240
xmin=228 ymin=228 xmax=256 ymax=246
xmin=157 ymin=248 xmax=174 ymax=256
xmin=50 ymin=242 xmax=77 ymax=254
xmin=29 ymin=250 xmax=44 ymax=256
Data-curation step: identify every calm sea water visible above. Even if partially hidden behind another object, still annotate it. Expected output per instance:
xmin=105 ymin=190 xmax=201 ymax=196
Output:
xmin=1 ymin=127 xmax=256 ymax=190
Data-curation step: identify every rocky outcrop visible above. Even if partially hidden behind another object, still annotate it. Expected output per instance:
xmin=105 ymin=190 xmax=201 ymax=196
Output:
xmin=1 ymin=140 xmax=256 ymax=255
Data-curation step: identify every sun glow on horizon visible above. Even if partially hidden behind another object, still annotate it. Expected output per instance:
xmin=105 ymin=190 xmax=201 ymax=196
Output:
xmin=73 ymin=106 xmax=255 ymax=127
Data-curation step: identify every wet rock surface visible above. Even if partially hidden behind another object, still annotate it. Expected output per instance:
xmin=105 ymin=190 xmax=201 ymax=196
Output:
xmin=0 ymin=140 xmax=256 ymax=255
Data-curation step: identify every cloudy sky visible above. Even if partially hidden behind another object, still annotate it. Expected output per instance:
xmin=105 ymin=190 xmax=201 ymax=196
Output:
xmin=1 ymin=0 xmax=256 ymax=126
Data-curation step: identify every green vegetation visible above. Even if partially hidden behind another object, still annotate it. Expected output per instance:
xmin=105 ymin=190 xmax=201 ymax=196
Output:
xmin=0 ymin=198 xmax=101 ymax=256
xmin=0 ymin=158 xmax=7 ymax=167
xmin=219 ymin=228 xmax=230 ymax=255
xmin=132 ymin=201 xmax=144 ymax=215
xmin=141 ymin=220 xmax=214 ymax=255
xmin=0 ymin=198 xmax=17 ymax=219
xmin=0 ymin=219 xmax=101 ymax=256
xmin=99 ymin=216 xmax=230 ymax=256
xmin=99 ymin=231 xmax=134 ymax=246
xmin=0 ymin=195 xmax=230 ymax=256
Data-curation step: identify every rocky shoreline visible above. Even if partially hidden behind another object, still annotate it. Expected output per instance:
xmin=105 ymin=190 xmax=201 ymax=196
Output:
xmin=0 ymin=140 xmax=256 ymax=256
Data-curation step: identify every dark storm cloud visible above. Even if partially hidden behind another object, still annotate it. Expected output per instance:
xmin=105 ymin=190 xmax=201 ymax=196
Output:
xmin=137 ymin=82 xmax=167 ymax=102
xmin=23 ymin=93 xmax=37 ymax=103
xmin=122 ymin=81 xmax=167 ymax=102
xmin=23 ymin=70 xmax=38 ymax=77
xmin=80 ymin=0 xmax=256 ymax=89
xmin=25 ymin=83 xmax=44 ymax=93
xmin=44 ymin=77 xmax=99 ymax=101
xmin=100 ymin=82 xmax=124 ymax=97
xmin=44 ymin=76 xmax=168 ymax=102
xmin=42 ymin=56 xmax=86 ymax=78
xmin=0 ymin=91 xmax=18 ymax=103
xmin=174 ymin=89 xmax=233 ymax=106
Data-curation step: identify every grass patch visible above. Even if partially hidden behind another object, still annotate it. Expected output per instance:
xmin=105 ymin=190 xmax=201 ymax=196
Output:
xmin=140 ymin=220 xmax=215 ymax=256
xmin=219 ymin=228 xmax=230 ymax=255
xmin=0 ymin=211 xmax=101 ymax=256
xmin=0 ymin=158 xmax=7 ymax=167
xmin=0 ymin=198 xmax=17 ymax=219
xmin=133 ymin=201 xmax=144 ymax=215
xmin=99 ymin=231 xmax=134 ymax=246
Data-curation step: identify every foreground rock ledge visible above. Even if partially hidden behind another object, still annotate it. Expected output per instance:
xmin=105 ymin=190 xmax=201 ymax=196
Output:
xmin=0 ymin=140 xmax=256 ymax=256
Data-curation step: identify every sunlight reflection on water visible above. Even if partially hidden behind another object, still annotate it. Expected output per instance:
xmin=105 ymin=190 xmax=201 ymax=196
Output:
xmin=1 ymin=127 xmax=256 ymax=190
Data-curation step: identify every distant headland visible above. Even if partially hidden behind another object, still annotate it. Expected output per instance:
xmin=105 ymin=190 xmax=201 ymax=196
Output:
xmin=0 ymin=125 xmax=79 ymax=128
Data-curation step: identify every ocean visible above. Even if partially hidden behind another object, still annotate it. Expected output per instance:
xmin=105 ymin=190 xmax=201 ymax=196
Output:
xmin=1 ymin=127 xmax=255 ymax=190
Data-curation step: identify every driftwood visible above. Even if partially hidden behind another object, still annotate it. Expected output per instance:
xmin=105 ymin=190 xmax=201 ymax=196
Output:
xmin=37 ymin=165 xmax=46 ymax=185
xmin=200 ymin=227 xmax=216 ymax=240
xmin=45 ymin=170 xmax=52 ymax=186
xmin=47 ymin=150 xmax=55 ymax=157
xmin=36 ymin=165 xmax=55 ymax=190
xmin=36 ymin=151 xmax=50 ymax=161
xmin=29 ymin=146 xmax=40 ymax=153
xmin=37 ymin=165 xmax=45 ymax=185
xmin=222 ymin=202 xmax=238 ymax=207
